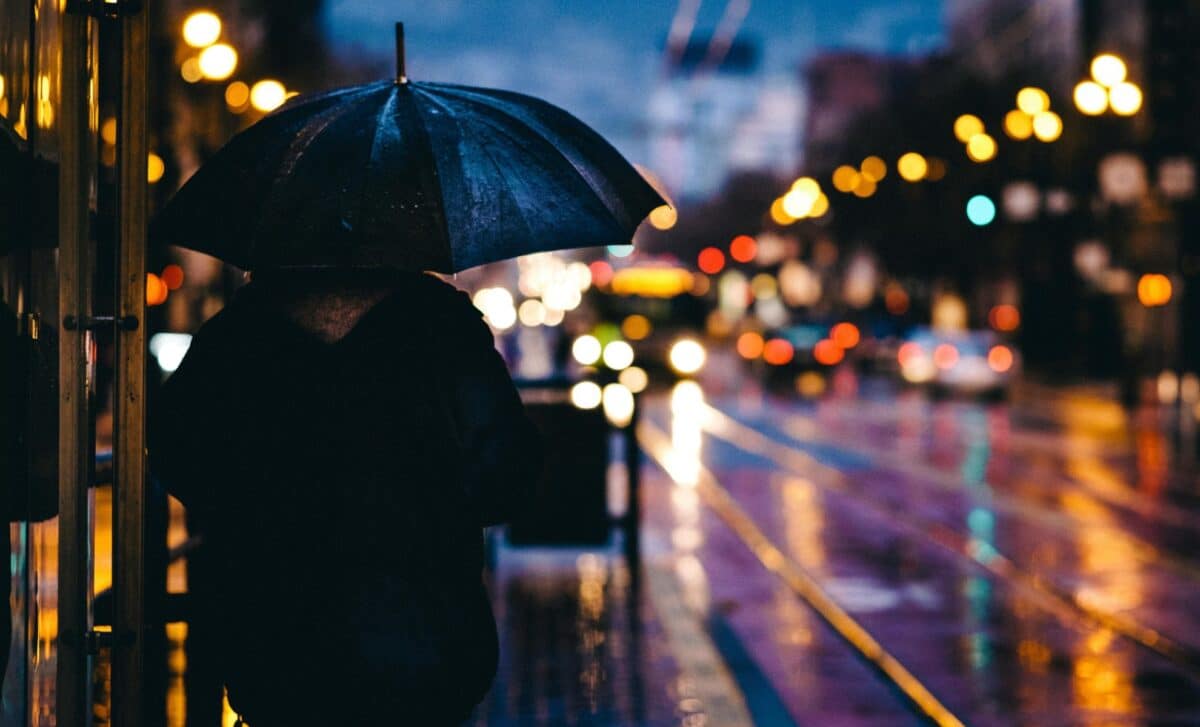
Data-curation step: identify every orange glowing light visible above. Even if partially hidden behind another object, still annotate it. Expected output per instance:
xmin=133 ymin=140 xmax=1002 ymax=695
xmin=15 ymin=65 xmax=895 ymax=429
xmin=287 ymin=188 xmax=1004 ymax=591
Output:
xmin=736 ymin=331 xmax=765 ymax=359
xmin=933 ymin=343 xmax=959 ymax=370
xmin=988 ymin=345 xmax=1014 ymax=373
xmin=813 ymin=339 xmax=844 ymax=366
xmin=1137 ymin=274 xmax=1172 ymax=307
xmin=698 ymin=247 xmax=726 ymax=274
xmin=161 ymin=264 xmax=185 ymax=290
xmin=730 ymin=235 xmax=757 ymax=263
xmin=830 ymin=322 xmax=860 ymax=349
xmin=589 ymin=260 xmax=614 ymax=287
xmin=885 ymin=286 xmax=910 ymax=315
xmin=988 ymin=304 xmax=1020 ymax=331
xmin=897 ymin=341 xmax=923 ymax=367
xmin=146 ymin=273 xmax=168 ymax=306
xmin=762 ymin=338 xmax=794 ymax=366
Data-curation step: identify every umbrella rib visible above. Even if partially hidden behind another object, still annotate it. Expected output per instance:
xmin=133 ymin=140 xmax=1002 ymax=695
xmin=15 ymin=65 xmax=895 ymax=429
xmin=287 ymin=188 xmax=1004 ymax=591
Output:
xmin=414 ymin=90 xmax=538 ymax=266
xmin=422 ymin=86 xmax=633 ymax=231
xmin=391 ymin=88 xmax=456 ymax=271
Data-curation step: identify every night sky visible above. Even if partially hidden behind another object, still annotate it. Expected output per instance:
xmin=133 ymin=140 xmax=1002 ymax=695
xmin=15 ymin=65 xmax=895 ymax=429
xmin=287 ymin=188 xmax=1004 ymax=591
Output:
xmin=323 ymin=0 xmax=944 ymax=158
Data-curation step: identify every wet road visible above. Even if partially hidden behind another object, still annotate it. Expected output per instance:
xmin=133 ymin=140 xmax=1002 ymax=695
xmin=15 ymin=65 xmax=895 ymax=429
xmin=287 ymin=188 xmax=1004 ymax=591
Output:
xmin=478 ymin=368 xmax=1200 ymax=726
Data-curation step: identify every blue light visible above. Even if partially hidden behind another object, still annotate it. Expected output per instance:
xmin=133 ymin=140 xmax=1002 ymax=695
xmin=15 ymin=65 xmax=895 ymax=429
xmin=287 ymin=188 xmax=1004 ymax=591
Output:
xmin=966 ymin=195 xmax=996 ymax=226
xmin=607 ymin=244 xmax=634 ymax=258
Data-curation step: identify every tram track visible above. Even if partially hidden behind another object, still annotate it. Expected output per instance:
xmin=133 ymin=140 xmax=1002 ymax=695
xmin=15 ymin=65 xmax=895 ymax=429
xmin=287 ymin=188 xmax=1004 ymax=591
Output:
xmin=697 ymin=402 xmax=1200 ymax=683
xmin=638 ymin=421 xmax=968 ymax=727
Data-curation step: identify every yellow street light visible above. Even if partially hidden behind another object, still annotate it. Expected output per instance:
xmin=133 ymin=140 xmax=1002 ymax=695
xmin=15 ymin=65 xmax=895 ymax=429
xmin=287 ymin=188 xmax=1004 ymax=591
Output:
xmin=953 ymin=114 xmax=984 ymax=143
xmin=250 ymin=79 xmax=287 ymax=112
xmin=860 ymin=155 xmax=887 ymax=182
xmin=832 ymin=165 xmax=860 ymax=193
xmin=147 ymin=152 xmax=165 ymax=184
xmin=1003 ymin=110 xmax=1033 ymax=140
xmin=809 ymin=192 xmax=830 ymax=218
xmin=852 ymin=176 xmax=877 ymax=198
xmin=182 ymin=11 xmax=222 ymax=48
xmin=1032 ymin=110 xmax=1062 ymax=141
xmin=1015 ymin=87 xmax=1050 ymax=115
xmin=770 ymin=197 xmax=796 ymax=225
xmin=198 ymin=43 xmax=238 ymax=81
xmin=1073 ymin=80 xmax=1108 ymax=115
xmin=896 ymin=152 xmax=927 ymax=181
xmin=180 ymin=57 xmax=203 ymax=84
xmin=648 ymin=204 xmax=677 ymax=230
xmin=1090 ymin=53 xmax=1127 ymax=87
xmin=966 ymin=133 xmax=996 ymax=162
xmin=1108 ymin=82 xmax=1143 ymax=116
xmin=225 ymin=81 xmax=250 ymax=111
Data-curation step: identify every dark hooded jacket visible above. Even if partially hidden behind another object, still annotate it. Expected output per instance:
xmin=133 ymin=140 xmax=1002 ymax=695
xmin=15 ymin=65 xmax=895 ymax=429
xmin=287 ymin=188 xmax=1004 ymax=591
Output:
xmin=150 ymin=272 xmax=542 ymax=725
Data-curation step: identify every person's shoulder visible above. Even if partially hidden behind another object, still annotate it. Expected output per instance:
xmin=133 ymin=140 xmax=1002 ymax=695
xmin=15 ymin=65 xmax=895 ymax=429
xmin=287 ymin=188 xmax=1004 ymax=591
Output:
xmin=408 ymin=273 xmax=482 ymax=321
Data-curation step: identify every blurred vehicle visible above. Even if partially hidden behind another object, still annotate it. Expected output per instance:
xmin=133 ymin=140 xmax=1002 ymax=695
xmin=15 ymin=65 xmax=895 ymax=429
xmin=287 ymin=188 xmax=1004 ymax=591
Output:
xmin=890 ymin=327 xmax=1018 ymax=398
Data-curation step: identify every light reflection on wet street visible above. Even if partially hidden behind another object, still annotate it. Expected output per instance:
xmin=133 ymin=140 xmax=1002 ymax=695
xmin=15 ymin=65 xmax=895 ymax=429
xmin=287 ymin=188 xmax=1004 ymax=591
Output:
xmin=477 ymin=367 xmax=1200 ymax=725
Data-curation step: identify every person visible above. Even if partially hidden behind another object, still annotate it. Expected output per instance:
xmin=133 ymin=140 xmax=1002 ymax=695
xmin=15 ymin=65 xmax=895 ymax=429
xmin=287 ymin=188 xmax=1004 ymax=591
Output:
xmin=150 ymin=267 xmax=542 ymax=725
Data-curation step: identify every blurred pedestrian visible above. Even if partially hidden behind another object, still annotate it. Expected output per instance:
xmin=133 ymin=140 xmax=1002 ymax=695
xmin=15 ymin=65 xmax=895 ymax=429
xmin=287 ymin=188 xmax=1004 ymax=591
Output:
xmin=150 ymin=267 xmax=542 ymax=725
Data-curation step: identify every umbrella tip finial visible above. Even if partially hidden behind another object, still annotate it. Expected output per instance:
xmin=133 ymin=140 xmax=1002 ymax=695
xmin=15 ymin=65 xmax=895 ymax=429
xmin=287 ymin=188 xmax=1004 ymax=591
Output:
xmin=395 ymin=22 xmax=408 ymax=84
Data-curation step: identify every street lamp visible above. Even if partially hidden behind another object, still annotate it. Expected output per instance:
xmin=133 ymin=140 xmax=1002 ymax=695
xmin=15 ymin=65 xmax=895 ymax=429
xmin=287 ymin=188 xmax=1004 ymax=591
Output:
xmin=1075 ymin=53 xmax=1142 ymax=117
xmin=182 ymin=11 xmax=221 ymax=48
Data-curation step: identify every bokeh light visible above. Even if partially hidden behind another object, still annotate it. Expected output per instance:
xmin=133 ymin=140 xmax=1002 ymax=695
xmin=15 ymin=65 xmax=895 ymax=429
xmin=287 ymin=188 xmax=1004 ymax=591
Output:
xmin=603 ymin=340 xmax=635 ymax=370
xmin=622 ymin=314 xmax=652 ymax=340
xmin=1003 ymin=110 xmax=1033 ymax=140
xmin=897 ymin=152 xmax=927 ymax=181
xmin=1137 ymin=274 xmax=1172 ymax=307
xmin=250 ymin=80 xmax=287 ymax=112
xmin=736 ymin=331 xmax=765 ymax=359
xmin=762 ymin=338 xmax=794 ymax=366
xmin=1032 ymin=111 xmax=1062 ymax=142
xmin=988 ymin=304 xmax=1021 ymax=331
xmin=146 ymin=273 xmax=168 ymax=306
xmin=182 ymin=11 xmax=221 ymax=48
xmin=933 ymin=343 xmax=959 ymax=370
xmin=813 ymin=339 xmax=844 ymax=366
xmin=860 ymin=156 xmax=887 ymax=182
xmin=669 ymin=339 xmax=707 ymax=374
xmin=966 ymin=133 xmax=997 ymax=162
xmin=147 ymin=153 xmax=165 ymax=184
xmin=966 ymin=195 xmax=996 ymax=226
xmin=1015 ymin=87 xmax=1050 ymax=115
xmin=1073 ymin=81 xmax=1108 ymax=115
xmin=648 ymin=205 xmax=677 ymax=230
xmin=832 ymin=165 xmax=860 ymax=192
xmin=988 ymin=345 xmax=1014 ymax=373
xmin=570 ymin=381 xmax=602 ymax=409
xmin=1108 ymin=82 xmax=1143 ymax=115
xmin=618 ymin=366 xmax=649 ymax=394
xmin=197 ymin=44 xmax=238 ymax=81
xmin=572 ymin=334 xmax=602 ymax=365
xmin=830 ymin=322 xmax=860 ymax=349
xmin=1091 ymin=53 xmax=1127 ymax=87
xmin=161 ymin=264 xmax=185 ymax=290
xmin=602 ymin=383 xmax=635 ymax=427
xmin=698 ymin=247 xmax=725 ymax=274
xmin=225 ymin=81 xmax=250 ymax=111
xmin=953 ymin=114 xmax=984 ymax=143
xmin=729 ymin=235 xmax=757 ymax=263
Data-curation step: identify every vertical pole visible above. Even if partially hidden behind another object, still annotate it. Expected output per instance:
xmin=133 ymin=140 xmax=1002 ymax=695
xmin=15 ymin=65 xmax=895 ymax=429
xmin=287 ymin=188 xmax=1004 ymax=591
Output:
xmin=113 ymin=2 xmax=149 ymax=725
xmin=56 ymin=9 xmax=94 ymax=727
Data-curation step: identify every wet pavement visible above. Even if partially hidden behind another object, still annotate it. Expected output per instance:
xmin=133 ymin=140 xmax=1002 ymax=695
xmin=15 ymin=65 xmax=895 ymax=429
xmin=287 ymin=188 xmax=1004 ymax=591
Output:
xmin=473 ymin=368 xmax=1200 ymax=726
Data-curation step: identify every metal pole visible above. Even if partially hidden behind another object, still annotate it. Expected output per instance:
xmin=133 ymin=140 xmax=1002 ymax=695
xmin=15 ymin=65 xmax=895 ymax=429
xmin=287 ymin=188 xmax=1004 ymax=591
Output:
xmin=113 ymin=1 xmax=149 ymax=724
xmin=56 ymin=9 xmax=94 ymax=727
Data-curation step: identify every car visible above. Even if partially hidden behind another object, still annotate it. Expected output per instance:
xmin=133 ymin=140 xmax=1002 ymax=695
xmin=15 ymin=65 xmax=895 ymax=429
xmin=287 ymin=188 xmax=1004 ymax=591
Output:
xmin=894 ymin=327 xmax=1018 ymax=398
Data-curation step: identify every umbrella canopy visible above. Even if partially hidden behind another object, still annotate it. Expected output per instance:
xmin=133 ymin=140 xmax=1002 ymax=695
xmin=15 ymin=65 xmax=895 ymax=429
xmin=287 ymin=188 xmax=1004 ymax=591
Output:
xmin=154 ymin=25 xmax=664 ymax=273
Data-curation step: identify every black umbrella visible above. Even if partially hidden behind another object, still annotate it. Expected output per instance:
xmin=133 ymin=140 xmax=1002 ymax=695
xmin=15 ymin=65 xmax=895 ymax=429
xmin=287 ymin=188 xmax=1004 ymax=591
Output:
xmin=154 ymin=23 xmax=665 ymax=273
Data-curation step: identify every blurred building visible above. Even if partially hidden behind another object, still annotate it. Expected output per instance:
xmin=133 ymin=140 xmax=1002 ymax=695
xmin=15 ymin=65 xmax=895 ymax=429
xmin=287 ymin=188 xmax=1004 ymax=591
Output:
xmin=800 ymin=51 xmax=909 ymax=173
xmin=946 ymin=0 xmax=1081 ymax=93
xmin=647 ymin=36 xmax=802 ymax=203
